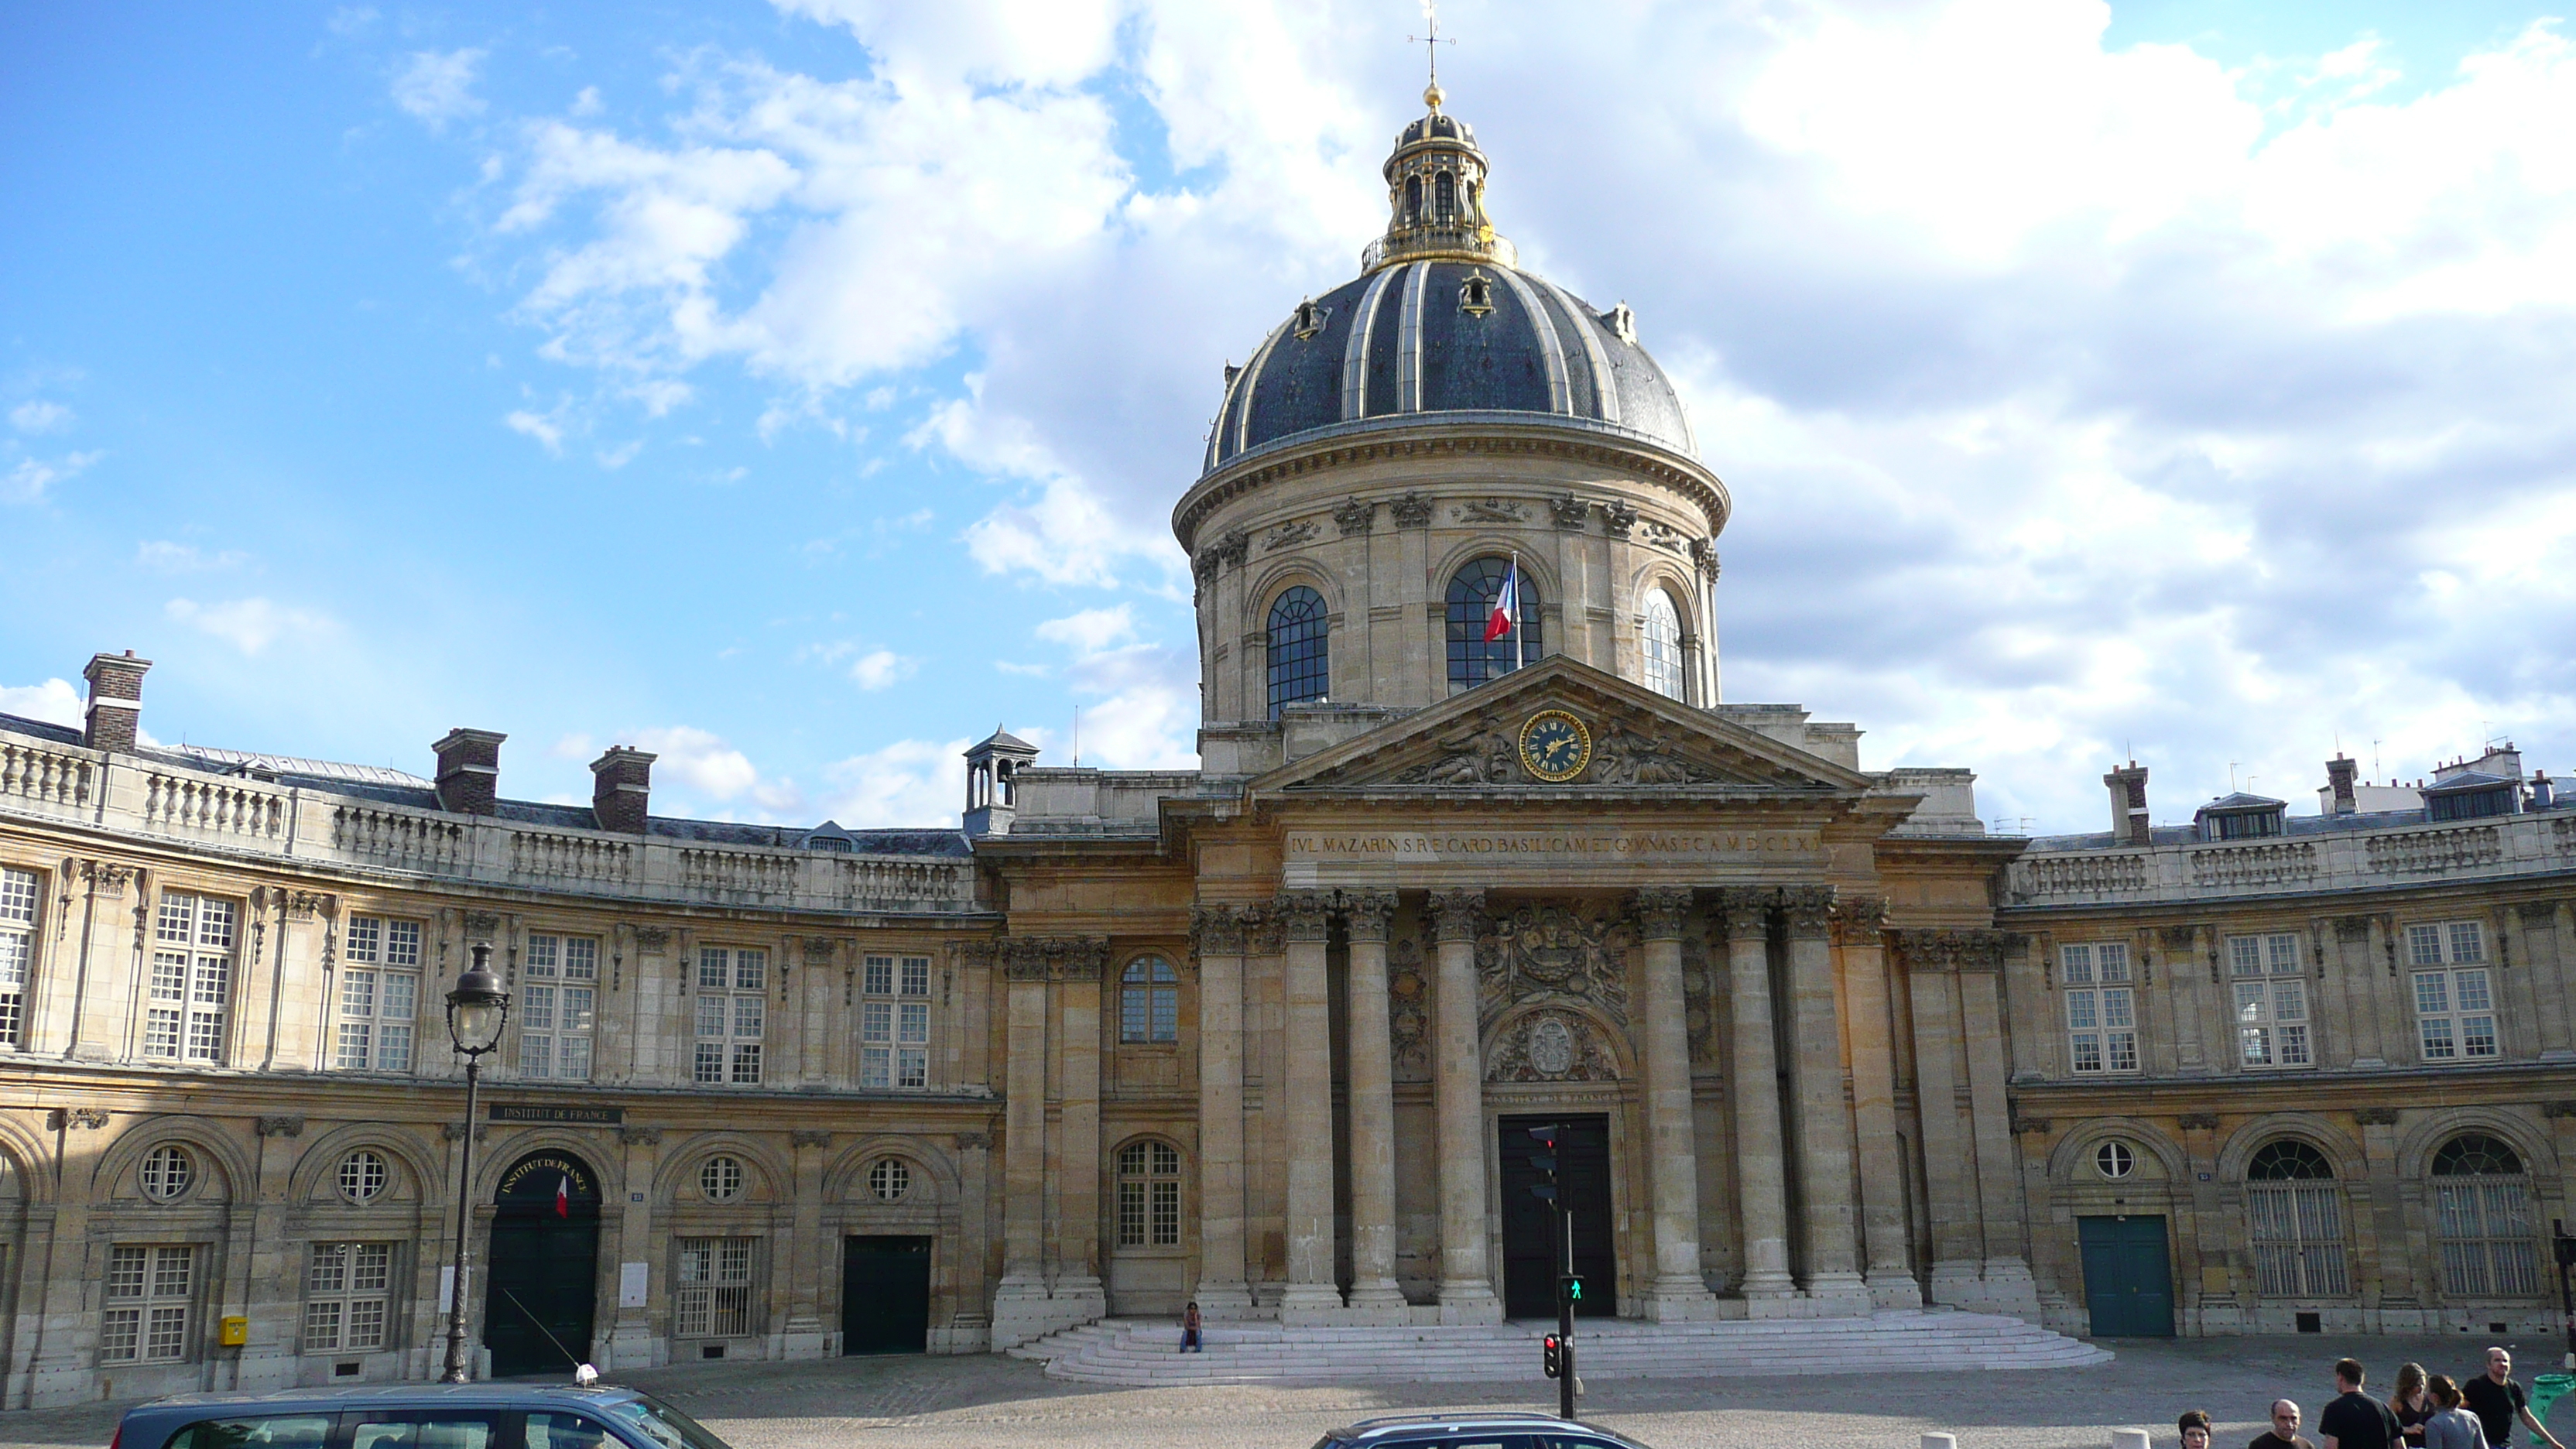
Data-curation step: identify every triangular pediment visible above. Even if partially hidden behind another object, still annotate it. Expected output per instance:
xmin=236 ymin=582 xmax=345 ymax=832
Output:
xmin=1249 ymin=656 xmax=1875 ymax=796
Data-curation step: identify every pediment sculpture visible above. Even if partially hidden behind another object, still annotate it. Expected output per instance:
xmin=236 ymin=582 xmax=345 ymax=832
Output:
xmin=1476 ymin=902 xmax=1631 ymax=1025
xmin=1488 ymin=1008 xmax=1619 ymax=1083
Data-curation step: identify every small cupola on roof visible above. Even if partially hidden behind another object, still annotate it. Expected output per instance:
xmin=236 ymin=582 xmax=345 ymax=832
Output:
xmin=1365 ymin=81 xmax=1514 ymax=273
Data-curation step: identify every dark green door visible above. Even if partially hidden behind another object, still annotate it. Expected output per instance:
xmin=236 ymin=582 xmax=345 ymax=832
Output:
xmin=485 ymin=1151 xmax=602 ymax=1376
xmin=841 ymin=1236 xmax=932 ymax=1354
xmin=1498 ymin=1114 xmax=1616 ymax=1319
xmin=2077 ymin=1214 xmax=2174 ymax=1337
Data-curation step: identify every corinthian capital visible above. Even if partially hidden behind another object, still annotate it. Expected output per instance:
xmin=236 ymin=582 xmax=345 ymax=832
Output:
xmin=1340 ymin=889 xmax=1397 ymax=943
xmin=1778 ymin=884 xmax=1837 ymax=938
xmin=1276 ymin=891 xmax=1333 ymax=943
xmin=1190 ymin=904 xmax=1248 ymax=957
xmin=1713 ymin=886 xmax=1771 ymax=942
xmin=1831 ymin=893 xmax=1888 ymax=945
xmin=1427 ymin=889 xmax=1485 ymax=945
xmin=1630 ymin=886 xmax=1694 ymax=941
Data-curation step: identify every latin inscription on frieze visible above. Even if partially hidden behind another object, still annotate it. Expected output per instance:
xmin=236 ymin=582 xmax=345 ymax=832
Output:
xmin=1286 ymin=828 xmax=1821 ymax=863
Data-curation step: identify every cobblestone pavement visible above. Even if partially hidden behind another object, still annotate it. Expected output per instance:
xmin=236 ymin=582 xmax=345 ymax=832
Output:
xmin=5 ymin=1334 xmax=2569 ymax=1449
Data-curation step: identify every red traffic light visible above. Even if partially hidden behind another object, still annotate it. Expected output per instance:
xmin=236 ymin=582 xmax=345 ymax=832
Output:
xmin=1541 ymin=1333 xmax=1563 ymax=1379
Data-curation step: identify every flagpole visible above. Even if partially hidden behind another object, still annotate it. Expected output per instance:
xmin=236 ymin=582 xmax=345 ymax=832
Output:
xmin=1512 ymin=551 xmax=1524 ymax=673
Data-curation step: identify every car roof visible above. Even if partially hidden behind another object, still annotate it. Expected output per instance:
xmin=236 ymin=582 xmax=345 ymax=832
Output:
xmin=1329 ymin=1413 xmax=1637 ymax=1443
xmin=124 ymin=1385 xmax=647 ymax=1417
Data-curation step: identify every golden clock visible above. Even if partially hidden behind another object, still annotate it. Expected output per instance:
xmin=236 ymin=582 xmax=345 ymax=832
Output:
xmin=1518 ymin=709 xmax=1591 ymax=783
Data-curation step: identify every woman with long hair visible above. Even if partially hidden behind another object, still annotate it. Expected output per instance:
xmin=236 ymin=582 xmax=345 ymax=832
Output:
xmin=2391 ymin=1362 xmax=2433 ymax=1446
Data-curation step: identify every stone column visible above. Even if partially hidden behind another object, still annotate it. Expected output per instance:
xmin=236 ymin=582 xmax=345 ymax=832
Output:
xmin=606 ymin=1125 xmax=661 ymax=1368
xmin=1834 ymin=895 xmax=1922 ymax=1307
xmin=1055 ymin=940 xmax=1107 ymax=1311
xmin=1278 ymin=892 xmax=1342 ymax=1318
xmin=1190 ymin=906 xmax=1253 ymax=1313
xmin=2353 ymin=1107 xmax=2420 ymax=1327
xmin=1955 ymin=932 xmax=2040 ymax=1317
xmin=1632 ymin=888 xmax=1716 ymax=1319
xmin=1718 ymin=887 xmax=1795 ymax=1309
xmin=1428 ymin=888 xmax=1499 ymax=1321
xmin=1780 ymin=886 xmax=1866 ymax=1310
xmin=1896 ymin=933 xmax=1981 ymax=1306
xmin=991 ymin=943 xmax=1051 ymax=1341
xmin=1341 ymin=890 xmax=1406 ymax=1315
xmin=783 ymin=1129 xmax=830 ymax=1356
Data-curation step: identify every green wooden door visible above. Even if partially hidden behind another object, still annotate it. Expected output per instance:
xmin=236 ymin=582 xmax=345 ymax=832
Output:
xmin=485 ymin=1151 xmax=603 ymax=1376
xmin=841 ymin=1236 xmax=932 ymax=1354
xmin=2077 ymin=1214 xmax=2174 ymax=1337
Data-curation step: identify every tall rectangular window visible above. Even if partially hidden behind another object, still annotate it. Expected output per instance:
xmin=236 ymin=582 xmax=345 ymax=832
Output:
xmin=518 ymin=933 xmax=598 ymax=1081
xmin=2228 ymin=931 xmax=2311 ymax=1067
xmin=101 ymin=1244 xmax=194 ymax=1363
xmin=151 ymin=894 xmax=235 ymax=1063
xmin=0 ymin=865 xmax=37 ymax=1048
xmin=302 ymin=1242 xmax=393 ymax=1352
xmin=673 ymin=1238 xmax=754 ymax=1338
xmin=2248 ymin=1184 xmax=2349 ymax=1297
xmin=694 ymin=947 xmax=765 ymax=1085
xmin=2408 ymin=920 xmax=2498 ymax=1061
xmin=858 ymin=954 xmax=931 ymax=1089
xmin=337 ymin=915 xmax=420 ymax=1072
xmin=2060 ymin=941 xmax=2137 ymax=1074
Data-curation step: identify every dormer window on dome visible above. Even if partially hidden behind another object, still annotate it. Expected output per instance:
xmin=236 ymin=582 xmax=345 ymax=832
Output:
xmin=1292 ymin=298 xmax=1329 ymax=340
xmin=1459 ymin=270 xmax=1494 ymax=316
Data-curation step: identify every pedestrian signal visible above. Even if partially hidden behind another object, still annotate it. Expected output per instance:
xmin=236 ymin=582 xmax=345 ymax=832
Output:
xmin=1560 ymin=1273 xmax=1584 ymax=1303
xmin=1541 ymin=1333 xmax=1562 ymax=1379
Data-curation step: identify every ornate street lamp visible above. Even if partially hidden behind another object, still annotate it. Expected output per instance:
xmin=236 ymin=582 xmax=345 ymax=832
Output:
xmin=439 ymin=942 xmax=511 ymax=1383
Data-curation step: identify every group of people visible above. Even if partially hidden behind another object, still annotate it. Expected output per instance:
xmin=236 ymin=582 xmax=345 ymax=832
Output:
xmin=2180 ymin=1350 xmax=2566 ymax=1449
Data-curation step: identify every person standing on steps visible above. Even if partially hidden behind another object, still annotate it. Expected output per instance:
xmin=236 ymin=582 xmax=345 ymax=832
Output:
xmin=2461 ymin=1348 xmax=2567 ymax=1449
xmin=2425 ymin=1376 xmax=2489 ymax=1449
xmin=1180 ymin=1300 xmax=1203 ymax=1354
xmin=2260 ymin=1400 xmax=2321 ymax=1449
xmin=2323 ymin=1358 xmax=2404 ymax=1449
xmin=2393 ymin=1364 xmax=2434 ymax=1448
xmin=2182 ymin=1410 xmax=2215 ymax=1449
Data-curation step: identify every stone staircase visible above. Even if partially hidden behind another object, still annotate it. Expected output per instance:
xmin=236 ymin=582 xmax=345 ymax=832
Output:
xmin=1010 ymin=1309 xmax=2112 ymax=1385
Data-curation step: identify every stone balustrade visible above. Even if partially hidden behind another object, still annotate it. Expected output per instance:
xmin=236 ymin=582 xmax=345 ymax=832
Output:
xmin=0 ymin=724 xmax=979 ymax=913
xmin=2009 ymin=811 xmax=2574 ymax=906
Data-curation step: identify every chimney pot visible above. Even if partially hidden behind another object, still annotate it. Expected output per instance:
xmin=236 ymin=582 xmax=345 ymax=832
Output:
xmin=431 ymin=728 xmax=508 ymax=816
xmin=590 ymin=746 xmax=656 ymax=834
xmin=2102 ymin=761 xmax=2151 ymax=847
xmin=80 ymin=651 xmax=152 ymax=753
xmin=2325 ymin=755 xmax=2358 ymax=815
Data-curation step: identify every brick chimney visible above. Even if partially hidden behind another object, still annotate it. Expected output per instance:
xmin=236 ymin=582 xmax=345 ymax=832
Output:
xmin=590 ymin=746 xmax=656 ymax=834
xmin=2325 ymin=754 xmax=2358 ymax=815
xmin=81 ymin=651 xmax=151 ymax=753
xmin=431 ymin=729 xmax=507 ymax=815
xmin=2103 ymin=761 xmax=2150 ymax=846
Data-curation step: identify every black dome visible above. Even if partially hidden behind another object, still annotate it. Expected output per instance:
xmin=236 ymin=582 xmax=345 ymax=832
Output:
xmin=1204 ymin=261 xmax=1697 ymax=474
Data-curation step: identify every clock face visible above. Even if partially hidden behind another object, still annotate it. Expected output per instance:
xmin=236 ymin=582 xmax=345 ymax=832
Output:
xmin=1518 ymin=710 xmax=1592 ymax=783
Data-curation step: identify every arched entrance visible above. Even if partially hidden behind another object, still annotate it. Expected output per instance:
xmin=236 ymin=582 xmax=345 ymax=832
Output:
xmin=485 ymin=1149 xmax=601 ymax=1376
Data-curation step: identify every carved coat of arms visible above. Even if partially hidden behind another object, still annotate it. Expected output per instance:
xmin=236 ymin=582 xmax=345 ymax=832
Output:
xmin=1475 ymin=903 xmax=1631 ymax=1026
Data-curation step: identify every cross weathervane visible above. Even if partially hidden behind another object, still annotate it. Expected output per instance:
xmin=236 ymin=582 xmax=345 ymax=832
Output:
xmin=1410 ymin=0 xmax=1456 ymax=91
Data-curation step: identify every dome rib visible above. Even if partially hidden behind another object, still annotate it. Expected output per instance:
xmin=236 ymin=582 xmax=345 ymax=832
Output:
xmin=1339 ymin=265 xmax=1399 ymax=420
xmin=1530 ymin=274 xmax=1622 ymax=426
xmin=1495 ymin=267 xmax=1571 ymax=414
xmin=1396 ymin=262 xmax=1430 ymax=413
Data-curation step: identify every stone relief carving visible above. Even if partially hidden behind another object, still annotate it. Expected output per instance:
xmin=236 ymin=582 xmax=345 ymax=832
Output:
xmin=1387 ymin=933 xmax=1430 ymax=1081
xmin=463 ymin=911 xmax=502 ymax=937
xmin=1333 ymin=498 xmax=1375 ymax=536
xmin=1476 ymin=902 xmax=1631 ymax=1026
xmin=999 ymin=935 xmax=1110 ymax=981
xmin=1275 ymin=891 xmax=1331 ymax=941
xmin=632 ymin=925 xmax=671 ymax=951
xmin=1389 ymin=492 xmax=1434 ymax=528
xmin=617 ymin=1125 xmax=663 ymax=1146
xmin=1488 ymin=1009 xmax=1619 ymax=1082
xmin=1690 ymin=536 xmax=1721 ymax=581
xmin=790 ymin=1129 xmax=832 ymax=1148
xmin=1393 ymin=729 xmax=1519 ymax=785
xmin=287 ymin=890 xmax=331 ymax=920
xmin=803 ymin=937 xmax=836 ymax=962
xmin=255 ymin=1115 xmax=305 ymax=1138
xmin=1590 ymin=719 xmax=1721 ymax=785
xmin=1642 ymin=519 xmax=1687 ymax=551
xmin=1600 ymin=501 xmax=1638 ymax=538
xmin=1456 ymin=498 xmax=1527 ymax=524
xmin=1548 ymin=495 xmax=1590 ymax=529
xmin=1681 ymin=929 xmax=1719 ymax=1064
xmin=1888 ymin=927 xmax=2010 ymax=972
xmin=1262 ymin=519 xmax=1321 ymax=552
xmin=1190 ymin=904 xmax=1249 ymax=957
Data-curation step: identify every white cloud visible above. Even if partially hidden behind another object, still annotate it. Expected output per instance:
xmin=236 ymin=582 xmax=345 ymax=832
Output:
xmin=570 ymin=85 xmax=605 ymax=118
xmin=3 ymin=449 xmax=103 ymax=504
xmin=817 ymin=736 xmax=971 ymax=828
xmin=9 ymin=401 xmax=71 ymax=434
xmin=627 ymin=725 xmax=763 ymax=803
xmin=505 ymin=407 xmax=566 ymax=453
xmin=392 ymin=49 xmax=487 ymax=131
xmin=0 ymin=679 xmax=84 ymax=728
xmin=164 ymin=597 xmax=337 ymax=656
xmin=848 ymin=649 xmax=915 ymax=690
xmin=1034 ymin=604 xmax=1135 ymax=653
xmin=136 ymin=540 xmax=249 ymax=572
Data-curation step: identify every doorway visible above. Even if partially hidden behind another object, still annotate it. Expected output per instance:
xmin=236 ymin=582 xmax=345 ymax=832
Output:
xmin=841 ymin=1235 xmax=932 ymax=1354
xmin=2076 ymin=1214 xmax=2175 ymax=1337
xmin=1498 ymin=1113 xmax=1616 ymax=1318
xmin=485 ymin=1150 xmax=602 ymax=1376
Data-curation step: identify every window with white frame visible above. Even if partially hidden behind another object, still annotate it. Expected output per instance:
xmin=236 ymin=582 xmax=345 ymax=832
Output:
xmin=302 ymin=1242 xmax=393 ymax=1352
xmin=2228 ymin=931 xmax=2311 ymax=1067
xmin=101 ymin=1244 xmax=194 ymax=1363
xmin=1116 ymin=1140 xmax=1183 ymax=1249
xmin=1639 ymin=588 xmax=1685 ymax=701
xmin=2245 ymin=1139 xmax=2350 ymax=1297
xmin=694 ymin=947 xmax=766 ymax=1085
xmin=0 ymin=865 xmax=39 ymax=1048
xmin=1119 ymin=957 xmax=1178 ymax=1044
xmin=2408 ymin=920 xmax=2498 ymax=1061
xmin=858 ymin=954 xmax=930 ymax=1089
xmin=150 ymin=893 xmax=235 ymax=1062
xmin=673 ymin=1238 xmax=754 ymax=1338
xmin=337 ymin=915 xmax=420 ymax=1072
xmin=2060 ymin=941 xmax=2137 ymax=1074
xmin=519 ymin=932 xmax=598 ymax=1081
xmin=2431 ymin=1134 xmax=2541 ymax=1297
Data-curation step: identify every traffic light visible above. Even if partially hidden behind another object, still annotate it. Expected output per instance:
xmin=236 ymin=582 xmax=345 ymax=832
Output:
xmin=1560 ymin=1273 xmax=1585 ymax=1304
xmin=1528 ymin=1124 xmax=1560 ymax=1206
xmin=1542 ymin=1333 xmax=1562 ymax=1379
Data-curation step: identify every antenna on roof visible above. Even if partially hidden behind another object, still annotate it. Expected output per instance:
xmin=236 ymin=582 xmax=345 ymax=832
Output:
xmin=1073 ymin=705 xmax=1081 ymax=767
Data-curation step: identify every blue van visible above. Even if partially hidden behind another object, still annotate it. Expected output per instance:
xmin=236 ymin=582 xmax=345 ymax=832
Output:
xmin=111 ymin=1385 xmax=735 ymax=1449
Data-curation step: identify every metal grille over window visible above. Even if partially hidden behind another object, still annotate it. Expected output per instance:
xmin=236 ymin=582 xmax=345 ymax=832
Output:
xmin=2408 ymin=920 xmax=2498 ymax=1060
xmin=337 ymin=1150 xmax=388 ymax=1204
xmin=519 ymin=933 xmax=598 ymax=1080
xmin=1266 ymin=585 xmax=1329 ymax=718
xmin=302 ymin=1242 xmax=392 ymax=1351
xmin=868 ymin=1156 xmax=910 ymax=1203
xmin=2245 ymin=1139 xmax=2349 ymax=1297
xmin=2229 ymin=931 xmax=2311 ymax=1067
xmin=140 ymin=1143 xmax=194 ymax=1202
xmin=0 ymin=865 xmax=38 ymax=1047
xmin=674 ymin=1238 xmax=754 ymax=1338
xmin=1120 ymin=957 xmax=1179 ymax=1044
xmin=101 ymin=1244 xmax=193 ymax=1363
xmin=151 ymin=892 xmax=235 ymax=1063
xmin=337 ymin=914 xmax=420 ymax=1073
xmin=858 ymin=954 xmax=930 ymax=1089
xmin=694 ymin=947 xmax=766 ymax=1085
xmin=2431 ymin=1133 xmax=2540 ymax=1297
xmin=701 ymin=1155 xmax=743 ymax=1203
xmin=1116 ymin=1139 xmax=1183 ymax=1249
xmin=1445 ymin=557 xmax=1543 ymax=692
xmin=1640 ymin=588 xmax=1685 ymax=701
xmin=2060 ymin=942 xmax=2138 ymax=1074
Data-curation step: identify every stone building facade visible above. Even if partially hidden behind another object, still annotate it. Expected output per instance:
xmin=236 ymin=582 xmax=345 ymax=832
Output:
xmin=0 ymin=84 xmax=2568 ymax=1408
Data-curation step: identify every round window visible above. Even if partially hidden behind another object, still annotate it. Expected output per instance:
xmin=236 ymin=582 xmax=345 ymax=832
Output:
xmin=868 ymin=1157 xmax=911 ymax=1203
xmin=701 ymin=1155 xmax=744 ymax=1203
xmin=2095 ymin=1141 xmax=2136 ymax=1180
xmin=140 ymin=1144 xmax=194 ymax=1202
xmin=338 ymin=1149 xmax=389 ymax=1204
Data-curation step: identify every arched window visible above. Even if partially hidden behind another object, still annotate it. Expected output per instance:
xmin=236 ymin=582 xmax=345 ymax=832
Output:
xmin=2432 ymin=1134 xmax=2540 ymax=1297
xmin=1447 ymin=557 xmax=1543 ymax=693
xmin=1405 ymin=175 xmax=1422 ymax=226
xmin=1266 ymin=586 xmax=1328 ymax=719
xmin=2245 ymin=1139 xmax=2348 ymax=1297
xmin=1116 ymin=1140 xmax=1182 ymax=1248
xmin=1640 ymin=588 xmax=1685 ymax=701
xmin=1121 ymin=957 xmax=1178 ymax=1043
xmin=1435 ymin=171 xmax=1456 ymax=224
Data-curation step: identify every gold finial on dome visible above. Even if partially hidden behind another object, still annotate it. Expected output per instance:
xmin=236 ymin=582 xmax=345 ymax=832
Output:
xmin=1424 ymin=80 xmax=1444 ymax=111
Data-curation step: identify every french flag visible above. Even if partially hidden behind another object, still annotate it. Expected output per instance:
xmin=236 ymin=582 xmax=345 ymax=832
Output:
xmin=1485 ymin=559 xmax=1519 ymax=643
xmin=555 ymin=1174 xmax=570 ymax=1218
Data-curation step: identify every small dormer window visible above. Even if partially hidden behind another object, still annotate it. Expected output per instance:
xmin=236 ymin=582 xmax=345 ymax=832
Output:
xmin=1601 ymin=302 xmax=1637 ymax=344
xmin=1292 ymin=298 xmax=1329 ymax=340
xmin=1222 ymin=361 xmax=1241 ymax=388
xmin=1459 ymin=270 xmax=1495 ymax=317
xmin=1435 ymin=171 xmax=1457 ymax=224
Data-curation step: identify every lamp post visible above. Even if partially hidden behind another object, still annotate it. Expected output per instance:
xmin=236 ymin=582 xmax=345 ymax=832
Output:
xmin=440 ymin=942 xmax=511 ymax=1384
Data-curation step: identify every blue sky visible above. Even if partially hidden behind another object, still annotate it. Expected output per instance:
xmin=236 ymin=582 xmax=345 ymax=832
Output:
xmin=5 ymin=1 xmax=2573 ymax=832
